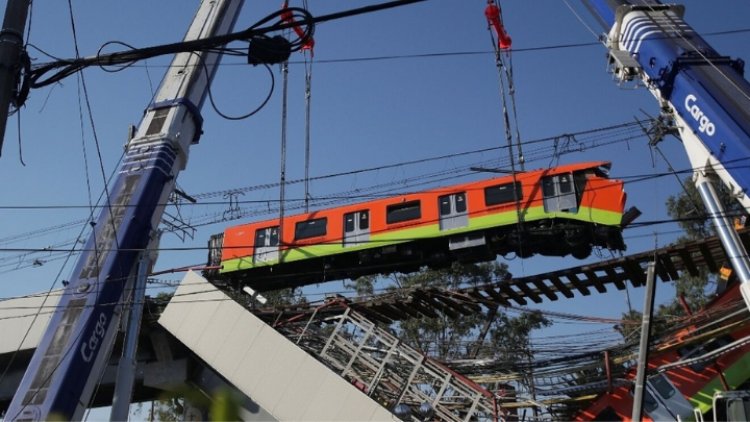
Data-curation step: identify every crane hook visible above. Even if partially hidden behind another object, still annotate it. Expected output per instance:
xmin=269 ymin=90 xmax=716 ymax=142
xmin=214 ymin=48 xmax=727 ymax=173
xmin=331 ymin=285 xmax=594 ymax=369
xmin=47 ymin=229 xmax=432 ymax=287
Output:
xmin=485 ymin=0 xmax=512 ymax=50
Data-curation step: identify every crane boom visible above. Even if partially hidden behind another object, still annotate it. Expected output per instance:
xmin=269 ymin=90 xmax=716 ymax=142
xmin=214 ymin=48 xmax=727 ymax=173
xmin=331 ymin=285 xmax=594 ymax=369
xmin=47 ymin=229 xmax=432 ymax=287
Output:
xmin=5 ymin=1 xmax=243 ymax=420
xmin=587 ymin=0 xmax=750 ymax=310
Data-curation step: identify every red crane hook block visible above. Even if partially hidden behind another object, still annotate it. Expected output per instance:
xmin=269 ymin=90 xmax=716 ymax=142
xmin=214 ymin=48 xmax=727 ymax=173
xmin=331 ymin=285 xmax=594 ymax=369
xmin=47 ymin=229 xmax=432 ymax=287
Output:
xmin=281 ymin=1 xmax=315 ymax=53
xmin=485 ymin=0 xmax=512 ymax=50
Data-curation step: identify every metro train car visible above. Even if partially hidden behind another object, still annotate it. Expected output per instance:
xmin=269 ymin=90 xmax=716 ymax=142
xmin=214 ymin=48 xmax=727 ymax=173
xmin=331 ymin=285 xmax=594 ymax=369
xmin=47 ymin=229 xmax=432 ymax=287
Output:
xmin=574 ymin=281 xmax=750 ymax=422
xmin=206 ymin=161 xmax=630 ymax=290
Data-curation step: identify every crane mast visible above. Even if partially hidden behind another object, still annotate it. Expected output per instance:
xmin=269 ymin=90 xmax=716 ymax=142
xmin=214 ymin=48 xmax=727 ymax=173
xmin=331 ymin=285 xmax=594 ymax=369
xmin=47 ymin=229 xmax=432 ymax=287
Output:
xmin=587 ymin=0 xmax=750 ymax=310
xmin=5 ymin=1 xmax=243 ymax=419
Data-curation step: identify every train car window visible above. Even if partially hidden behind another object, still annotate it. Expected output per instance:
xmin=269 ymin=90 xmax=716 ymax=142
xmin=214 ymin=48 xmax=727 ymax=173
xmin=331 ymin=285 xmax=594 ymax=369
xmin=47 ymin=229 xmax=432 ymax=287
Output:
xmin=559 ymin=174 xmax=574 ymax=193
xmin=387 ymin=201 xmax=421 ymax=224
xmin=345 ymin=211 xmax=370 ymax=232
xmin=455 ymin=193 xmax=467 ymax=212
xmin=649 ymin=374 xmax=676 ymax=400
xmin=485 ymin=182 xmax=522 ymax=206
xmin=643 ymin=390 xmax=659 ymax=413
xmin=295 ymin=218 xmax=328 ymax=240
xmin=255 ymin=228 xmax=265 ymax=245
xmin=677 ymin=345 xmax=708 ymax=373
xmin=542 ymin=178 xmax=556 ymax=197
xmin=255 ymin=226 xmax=279 ymax=247
xmin=439 ymin=193 xmax=467 ymax=215
xmin=439 ymin=196 xmax=451 ymax=215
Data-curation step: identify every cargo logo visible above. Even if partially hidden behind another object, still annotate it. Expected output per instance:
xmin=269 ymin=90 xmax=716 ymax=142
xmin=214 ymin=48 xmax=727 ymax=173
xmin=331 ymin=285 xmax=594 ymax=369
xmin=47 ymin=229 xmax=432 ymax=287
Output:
xmin=684 ymin=94 xmax=716 ymax=136
xmin=80 ymin=312 xmax=108 ymax=362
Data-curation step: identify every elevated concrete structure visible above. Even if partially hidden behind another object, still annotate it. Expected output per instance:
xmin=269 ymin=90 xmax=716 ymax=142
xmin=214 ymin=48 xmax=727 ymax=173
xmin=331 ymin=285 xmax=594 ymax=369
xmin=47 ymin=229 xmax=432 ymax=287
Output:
xmin=159 ymin=271 xmax=397 ymax=421
xmin=0 ymin=291 xmax=61 ymax=355
xmin=0 ymin=290 xmax=273 ymax=420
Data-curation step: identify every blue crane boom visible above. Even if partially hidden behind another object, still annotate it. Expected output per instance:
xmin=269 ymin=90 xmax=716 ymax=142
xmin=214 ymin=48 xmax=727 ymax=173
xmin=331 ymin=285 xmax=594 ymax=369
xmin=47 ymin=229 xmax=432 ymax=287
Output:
xmin=5 ymin=1 xmax=243 ymax=420
xmin=586 ymin=0 xmax=750 ymax=310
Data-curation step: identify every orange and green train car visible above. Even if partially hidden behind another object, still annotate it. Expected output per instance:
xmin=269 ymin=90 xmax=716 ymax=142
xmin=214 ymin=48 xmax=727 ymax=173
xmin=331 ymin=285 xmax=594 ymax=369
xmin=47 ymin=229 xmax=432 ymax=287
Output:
xmin=575 ymin=281 xmax=750 ymax=422
xmin=206 ymin=161 xmax=629 ymax=290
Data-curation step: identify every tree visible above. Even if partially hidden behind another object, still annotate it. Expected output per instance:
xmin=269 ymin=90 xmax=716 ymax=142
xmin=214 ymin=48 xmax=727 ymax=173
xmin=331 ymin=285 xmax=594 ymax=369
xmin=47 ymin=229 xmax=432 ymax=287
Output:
xmin=666 ymin=177 xmax=746 ymax=306
xmin=665 ymin=175 xmax=746 ymax=241
xmin=263 ymin=287 xmax=308 ymax=307
xmin=361 ymin=261 xmax=552 ymax=420
xmin=132 ymin=399 xmax=180 ymax=421
xmin=343 ymin=274 xmax=376 ymax=299
xmin=665 ymin=178 xmax=714 ymax=241
xmin=616 ymin=176 xmax=747 ymax=341
xmin=357 ymin=261 xmax=551 ymax=364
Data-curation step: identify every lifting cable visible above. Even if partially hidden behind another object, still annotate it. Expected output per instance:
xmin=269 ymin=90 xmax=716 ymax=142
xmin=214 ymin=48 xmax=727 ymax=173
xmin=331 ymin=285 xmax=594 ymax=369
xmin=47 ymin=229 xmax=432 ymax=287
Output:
xmin=278 ymin=3 xmax=292 ymax=263
xmin=280 ymin=0 xmax=316 ymax=214
xmin=486 ymin=0 xmax=523 ymax=171
xmin=282 ymin=0 xmax=316 ymax=212
xmin=485 ymin=0 xmax=528 ymax=258
xmin=303 ymin=50 xmax=314 ymax=212
xmin=278 ymin=0 xmax=316 ymax=260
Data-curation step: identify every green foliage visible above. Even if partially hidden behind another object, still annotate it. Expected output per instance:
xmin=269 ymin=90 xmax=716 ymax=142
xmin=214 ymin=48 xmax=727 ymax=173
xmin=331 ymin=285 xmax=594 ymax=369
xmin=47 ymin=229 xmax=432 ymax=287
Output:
xmin=131 ymin=388 xmax=243 ymax=421
xmin=209 ymin=388 xmax=242 ymax=421
xmin=263 ymin=287 xmax=308 ymax=307
xmin=665 ymin=176 xmax=746 ymax=242
xmin=614 ymin=308 xmax=643 ymax=342
xmin=615 ymin=177 xmax=745 ymax=340
xmin=616 ymin=304 xmax=678 ymax=343
xmin=343 ymin=274 xmax=376 ymax=298
xmin=486 ymin=310 xmax=552 ymax=363
xmin=153 ymin=291 xmax=174 ymax=302
xmin=664 ymin=177 xmax=744 ymax=310
xmin=132 ymin=399 xmax=180 ymax=421
xmin=665 ymin=179 xmax=713 ymax=241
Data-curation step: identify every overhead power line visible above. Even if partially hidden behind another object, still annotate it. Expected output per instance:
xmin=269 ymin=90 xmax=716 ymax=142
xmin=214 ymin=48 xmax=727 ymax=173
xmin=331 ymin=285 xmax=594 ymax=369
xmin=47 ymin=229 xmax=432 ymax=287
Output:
xmin=21 ymin=0 xmax=429 ymax=92
xmin=70 ymin=27 xmax=750 ymax=68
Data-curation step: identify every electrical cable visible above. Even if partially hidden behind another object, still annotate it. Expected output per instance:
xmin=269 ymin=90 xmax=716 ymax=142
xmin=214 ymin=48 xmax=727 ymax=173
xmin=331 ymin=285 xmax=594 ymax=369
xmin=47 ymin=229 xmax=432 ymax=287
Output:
xmin=17 ymin=2 xmax=750 ymax=413
xmin=19 ymin=1 xmax=430 ymax=96
xmin=33 ymin=26 xmax=746 ymax=71
xmin=1 ymin=1 xmax=119 ymax=414
xmin=1 ymin=121 xmax=745 ymax=273
xmin=2 ymin=169 xmax=748 ymax=261
xmin=24 ymin=6 xmax=311 ymax=89
xmin=4 ymin=282 xmax=741 ymax=393
xmin=209 ymin=62 xmax=274 ymax=120
xmin=0 ymin=184 xmax=746 ymax=260
xmin=561 ymin=0 xmax=602 ymax=41
xmin=302 ymin=4 xmax=314 ymax=213
xmin=0 ymin=119 xmax=650 ymax=210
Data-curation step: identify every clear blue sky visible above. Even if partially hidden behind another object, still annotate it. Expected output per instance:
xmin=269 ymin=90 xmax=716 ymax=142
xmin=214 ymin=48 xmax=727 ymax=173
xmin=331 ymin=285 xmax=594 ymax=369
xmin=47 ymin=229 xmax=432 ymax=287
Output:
xmin=1 ymin=0 xmax=749 ymax=336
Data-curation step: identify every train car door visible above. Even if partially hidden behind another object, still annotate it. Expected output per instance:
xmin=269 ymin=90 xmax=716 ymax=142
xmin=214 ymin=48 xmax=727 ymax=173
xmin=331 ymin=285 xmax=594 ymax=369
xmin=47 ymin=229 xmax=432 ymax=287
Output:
xmin=344 ymin=211 xmax=370 ymax=247
xmin=254 ymin=226 xmax=279 ymax=264
xmin=439 ymin=192 xmax=468 ymax=230
xmin=542 ymin=173 xmax=578 ymax=213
